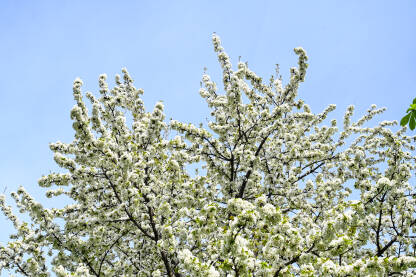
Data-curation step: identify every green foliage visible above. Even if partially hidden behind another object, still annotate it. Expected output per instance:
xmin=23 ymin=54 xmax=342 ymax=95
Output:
xmin=401 ymin=97 xmax=416 ymax=130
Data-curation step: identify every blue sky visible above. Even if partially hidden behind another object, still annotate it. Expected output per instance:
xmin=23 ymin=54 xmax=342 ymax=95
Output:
xmin=0 ymin=0 xmax=415 ymax=271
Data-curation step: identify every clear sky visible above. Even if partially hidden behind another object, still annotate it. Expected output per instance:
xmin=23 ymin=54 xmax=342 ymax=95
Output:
xmin=0 ymin=0 xmax=415 ymax=272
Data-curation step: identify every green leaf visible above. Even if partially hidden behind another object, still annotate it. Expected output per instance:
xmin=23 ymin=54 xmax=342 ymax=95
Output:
xmin=410 ymin=114 xmax=416 ymax=130
xmin=411 ymin=104 xmax=416 ymax=110
xmin=412 ymin=97 xmax=416 ymax=104
xmin=401 ymin=113 xmax=411 ymax=126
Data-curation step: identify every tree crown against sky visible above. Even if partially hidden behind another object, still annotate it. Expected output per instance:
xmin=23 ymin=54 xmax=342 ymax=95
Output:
xmin=1 ymin=34 xmax=416 ymax=276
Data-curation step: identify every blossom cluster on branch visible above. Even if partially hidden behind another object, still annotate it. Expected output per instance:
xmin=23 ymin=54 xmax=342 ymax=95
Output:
xmin=1 ymin=34 xmax=416 ymax=276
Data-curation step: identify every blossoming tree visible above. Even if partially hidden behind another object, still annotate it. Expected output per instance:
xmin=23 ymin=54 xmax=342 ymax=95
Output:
xmin=1 ymin=34 xmax=416 ymax=276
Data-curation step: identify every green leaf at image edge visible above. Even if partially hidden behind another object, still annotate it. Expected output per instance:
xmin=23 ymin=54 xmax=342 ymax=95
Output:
xmin=401 ymin=113 xmax=411 ymax=126
xmin=409 ymin=113 xmax=416 ymax=130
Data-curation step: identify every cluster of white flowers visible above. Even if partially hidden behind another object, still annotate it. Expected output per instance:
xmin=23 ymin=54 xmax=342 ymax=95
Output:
xmin=1 ymin=34 xmax=416 ymax=276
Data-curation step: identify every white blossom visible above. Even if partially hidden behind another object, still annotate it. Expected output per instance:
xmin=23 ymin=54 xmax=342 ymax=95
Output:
xmin=1 ymin=34 xmax=416 ymax=276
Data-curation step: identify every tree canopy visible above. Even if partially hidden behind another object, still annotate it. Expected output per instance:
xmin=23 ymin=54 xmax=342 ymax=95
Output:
xmin=1 ymin=34 xmax=416 ymax=276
